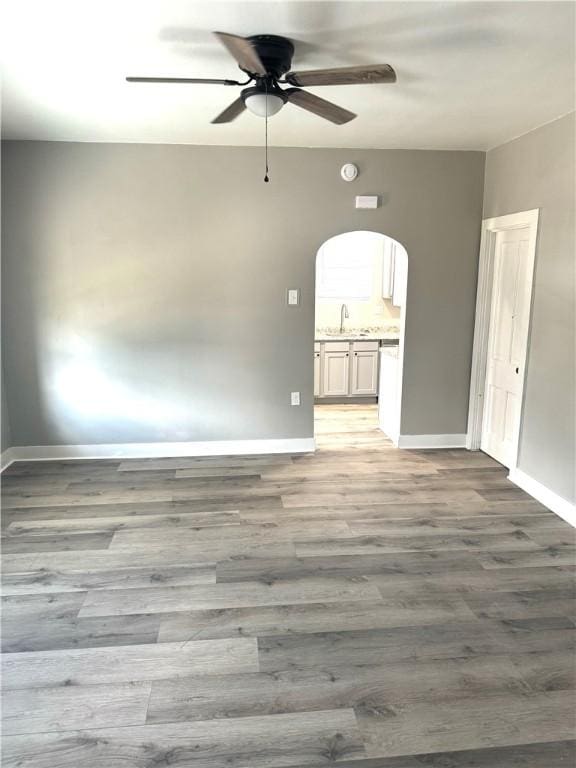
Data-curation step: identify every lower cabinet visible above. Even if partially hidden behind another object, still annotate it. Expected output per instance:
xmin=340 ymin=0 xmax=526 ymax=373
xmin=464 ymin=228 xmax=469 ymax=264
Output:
xmin=313 ymin=345 xmax=321 ymax=397
xmin=350 ymin=348 xmax=379 ymax=395
xmin=315 ymin=340 xmax=379 ymax=398
xmin=322 ymin=346 xmax=350 ymax=396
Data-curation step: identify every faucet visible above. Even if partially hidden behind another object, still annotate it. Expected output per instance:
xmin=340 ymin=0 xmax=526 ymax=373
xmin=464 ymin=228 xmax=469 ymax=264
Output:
xmin=339 ymin=303 xmax=349 ymax=333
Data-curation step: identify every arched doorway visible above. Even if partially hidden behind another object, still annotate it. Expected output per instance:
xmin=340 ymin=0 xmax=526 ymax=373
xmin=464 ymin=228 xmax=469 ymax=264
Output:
xmin=314 ymin=230 xmax=408 ymax=444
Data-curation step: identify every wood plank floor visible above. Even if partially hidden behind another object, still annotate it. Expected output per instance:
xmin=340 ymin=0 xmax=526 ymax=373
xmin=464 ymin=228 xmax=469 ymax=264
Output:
xmin=1 ymin=404 xmax=575 ymax=767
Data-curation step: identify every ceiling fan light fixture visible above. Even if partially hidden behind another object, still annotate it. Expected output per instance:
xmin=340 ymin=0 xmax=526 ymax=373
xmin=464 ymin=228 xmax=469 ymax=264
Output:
xmin=242 ymin=88 xmax=285 ymax=118
xmin=127 ymin=32 xmax=395 ymax=128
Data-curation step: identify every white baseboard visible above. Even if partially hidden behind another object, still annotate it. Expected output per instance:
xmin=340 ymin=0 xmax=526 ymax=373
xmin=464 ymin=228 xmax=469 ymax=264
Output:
xmin=0 ymin=437 xmax=316 ymax=468
xmin=1 ymin=447 xmax=18 ymax=471
xmin=381 ymin=429 xmax=400 ymax=447
xmin=397 ymin=433 xmax=467 ymax=449
xmin=508 ymin=467 xmax=576 ymax=528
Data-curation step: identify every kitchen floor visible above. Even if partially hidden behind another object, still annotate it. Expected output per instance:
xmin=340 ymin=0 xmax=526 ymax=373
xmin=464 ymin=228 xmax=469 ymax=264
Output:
xmin=1 ymin=406 xmax=575 ymax=766
xmin=314 ymin=403 xmax=380 ymax=437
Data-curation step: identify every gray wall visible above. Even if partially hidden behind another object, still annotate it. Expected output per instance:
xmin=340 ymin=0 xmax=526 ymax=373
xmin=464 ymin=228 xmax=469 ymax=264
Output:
xmin=484 ymin=112 xmax=575 ymax=503
xmin=1 ymin=141 xmax=484 ymax=446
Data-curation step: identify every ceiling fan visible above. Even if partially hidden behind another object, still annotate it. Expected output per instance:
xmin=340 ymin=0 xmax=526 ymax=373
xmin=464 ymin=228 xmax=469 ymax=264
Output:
xmin=126 ymin=32 xmax=396 ymax=125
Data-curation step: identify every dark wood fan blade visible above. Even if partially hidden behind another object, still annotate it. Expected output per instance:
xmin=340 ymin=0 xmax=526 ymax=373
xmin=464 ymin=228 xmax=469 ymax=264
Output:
xmin=211 ymin=96 xmax=247 ymax=124
xmin=284 ymin=88 xmax=356 ymax=124
xmin=285 ymin=64 xmax=396 ymax=87
xmin=213 ymin=32 xmax=267 ymax=76
xmin=126 ymin=77 xmax=241 ymax=85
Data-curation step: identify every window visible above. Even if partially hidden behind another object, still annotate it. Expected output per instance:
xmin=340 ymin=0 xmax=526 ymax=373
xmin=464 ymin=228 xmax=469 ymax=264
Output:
xmin=316 ymin=247 xmax=373 ymax=299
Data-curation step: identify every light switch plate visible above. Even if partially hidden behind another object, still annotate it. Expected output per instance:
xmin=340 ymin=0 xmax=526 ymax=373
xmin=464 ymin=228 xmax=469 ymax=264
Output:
xmin=355 ymin=195 xmax=379 ymax=209
xmin=291 ymin=391 xmax=301 ymax=406
xmin=287 ymin=288 xmax=300 ymax=306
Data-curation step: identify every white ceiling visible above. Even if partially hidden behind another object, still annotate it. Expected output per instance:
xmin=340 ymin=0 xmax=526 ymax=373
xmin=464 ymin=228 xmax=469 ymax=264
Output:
xmin=1 ymin=1 xmax=574 ymax=150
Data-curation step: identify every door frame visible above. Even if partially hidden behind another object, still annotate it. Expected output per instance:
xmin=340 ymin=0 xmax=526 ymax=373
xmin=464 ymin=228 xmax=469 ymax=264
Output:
xmin=466 ymin=208 xmax=540 ymax=471
xmin=313 ymin=231 xmax=408 ymax=439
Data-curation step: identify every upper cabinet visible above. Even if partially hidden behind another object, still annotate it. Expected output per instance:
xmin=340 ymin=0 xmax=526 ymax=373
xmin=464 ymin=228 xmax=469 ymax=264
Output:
xmin=381 ymin=239 xmax=395 ymax=299
xmin=392 ymin=248 xmax=407 ymax=308
xmin=382 ymin=239 xmax=408 ymax=307
xmin=381 ymin=239 xmax=407 ymax=307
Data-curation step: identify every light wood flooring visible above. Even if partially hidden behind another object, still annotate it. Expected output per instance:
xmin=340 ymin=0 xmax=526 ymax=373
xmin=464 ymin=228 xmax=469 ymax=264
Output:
xmin=1 ymin=404 xmax=575 ymax=767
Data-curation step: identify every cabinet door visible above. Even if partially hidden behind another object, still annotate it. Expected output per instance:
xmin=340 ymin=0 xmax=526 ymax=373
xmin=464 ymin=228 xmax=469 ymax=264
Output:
xmin=382 ymin=240 xmax=395 ymax=298
xmin=351 ymin=350 xmax=378 ymax=395
xmin=321 ymin=350 xmax=350 ymax=396
xmin=314 ymin=350 xmax=321 ymax=397
xmin=392 ymin=250 xmax=407 ymax=307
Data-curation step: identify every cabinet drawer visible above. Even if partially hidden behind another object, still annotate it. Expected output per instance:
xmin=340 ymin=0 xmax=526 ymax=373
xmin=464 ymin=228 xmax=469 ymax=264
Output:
xmin=351 ymin=340 xmax=380 ymax=352
xmin=321 ymin=341 xmax=350 ymax=352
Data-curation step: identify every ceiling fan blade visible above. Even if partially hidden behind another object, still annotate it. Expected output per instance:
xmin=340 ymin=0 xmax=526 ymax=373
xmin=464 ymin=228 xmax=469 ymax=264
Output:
xmin=126 ymin=77 xmax=241 ymax=85
xmin=213 ymin=31 xmax=267 ymax=76
xmin=285 ymin=64 xmax=396 ymax=87
xmin=211 ymin=96 xmax=247 ymax=124
xmin=284 ymin=88 xmax=356 ymax=125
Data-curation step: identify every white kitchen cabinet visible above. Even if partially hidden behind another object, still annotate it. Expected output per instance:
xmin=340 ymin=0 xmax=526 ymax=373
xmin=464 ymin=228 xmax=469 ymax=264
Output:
xmin=381 ymin=240 xmax=395 ymax=299
xmin=378 ymin=344 xmax=400 ymax=440
xmin=350 ymin=348 xmax=379 ymax=395
xmin=321 ymin=345 xmax=350 ymax=396
xmin=315 ymin=340 xmax=380 ymax=398
xmin=314 ymin=344 xmax=321 ymax=397
xmin=382 ymin=239 xmax=408 ymax=307
xmin=392 ymin=248 xmax=407 ymax=307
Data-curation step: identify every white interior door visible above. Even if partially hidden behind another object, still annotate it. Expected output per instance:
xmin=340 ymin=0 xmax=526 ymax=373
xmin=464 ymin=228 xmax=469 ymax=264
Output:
xmin=481 ymin=226 xmax=533 ymax=467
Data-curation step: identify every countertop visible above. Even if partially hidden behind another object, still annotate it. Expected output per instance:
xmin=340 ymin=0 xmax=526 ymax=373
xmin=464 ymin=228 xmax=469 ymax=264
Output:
xmin=315 ymin=328 xmax=400 ymax=343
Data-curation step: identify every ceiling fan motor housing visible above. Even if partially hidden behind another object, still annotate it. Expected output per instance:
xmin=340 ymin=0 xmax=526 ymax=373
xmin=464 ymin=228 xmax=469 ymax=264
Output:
xmin=245 ymin=35 xmax=295 ymax=79
xmin=241 ymin=82 xmax=287 ymax=102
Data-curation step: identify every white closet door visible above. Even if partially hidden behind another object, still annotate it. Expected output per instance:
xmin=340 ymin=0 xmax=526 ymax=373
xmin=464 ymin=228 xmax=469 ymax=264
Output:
xmin=481 ymin=226 xmax=532 ymax=467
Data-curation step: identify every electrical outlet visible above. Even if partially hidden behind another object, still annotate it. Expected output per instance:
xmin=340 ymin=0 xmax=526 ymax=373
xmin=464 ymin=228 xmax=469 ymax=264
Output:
xmin=291 ymin=391 xmax=301 ymax=406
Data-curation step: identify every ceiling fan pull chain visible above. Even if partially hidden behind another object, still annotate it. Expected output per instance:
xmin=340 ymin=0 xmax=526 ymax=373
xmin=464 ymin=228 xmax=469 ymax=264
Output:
xmin=264 ymin=80 xmax=270 ymax=182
